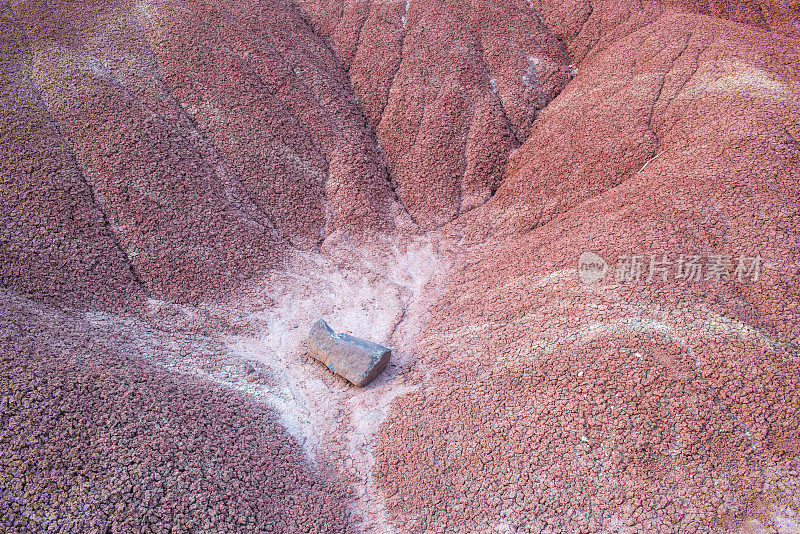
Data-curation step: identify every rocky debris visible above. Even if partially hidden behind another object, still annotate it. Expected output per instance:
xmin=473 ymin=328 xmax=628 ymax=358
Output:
xmin=308 ymin=319 xmax=391 ymax=387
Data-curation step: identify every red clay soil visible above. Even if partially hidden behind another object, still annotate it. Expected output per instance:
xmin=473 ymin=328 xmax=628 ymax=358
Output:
xmin=1 ymin=0 xmax=800 ymax=530
xmin=0 ymin=293 xmax=352 ymax=532
xmin=4 ymin=0 xmax=400 ymax=303
xmin=297 ymin=0 xmax=575 ymax=227
xmin=373 ymin=3 xmax=800 ymax=532
xmin=0 ymin=5 xmax=142 ymax=310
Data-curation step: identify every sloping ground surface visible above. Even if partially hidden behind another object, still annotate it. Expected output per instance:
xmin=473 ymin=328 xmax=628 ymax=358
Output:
xmin=0 ymin=292 xmax=351 ymax=532
xmin=375 ymin=6 xmax=800 ymax=533
xmin=0 ymin=5 xmax=142 ymax=310
xmin=297 ymin=0 xmax=575 ymax=227
xmin=1 ymin=0 xmax=800 ymax=531
xmin=140 ymin=0 xmax=398 ymax=244
xmin=3 ymin=0 xmax=399 ymax=303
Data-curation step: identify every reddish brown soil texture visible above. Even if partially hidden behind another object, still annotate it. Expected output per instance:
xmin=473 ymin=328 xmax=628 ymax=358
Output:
xmin=0 ymin=294 xmax=351 ymax=532
xmin=3 ymin=0 xmax=398 ymax=303
xmin=2 ymin=0 xmax=800 ymax=530
xmin=0 ymin=6 xmax=142 ymax=310
xmin=297 ymin=0 xmax=574 ymax=227
xmin=374 ymin=2 xmax=800 ymax=532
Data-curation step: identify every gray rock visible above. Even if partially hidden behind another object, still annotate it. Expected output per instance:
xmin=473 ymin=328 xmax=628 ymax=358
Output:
xmin=307 ymin=319 xmax=391 ymax=387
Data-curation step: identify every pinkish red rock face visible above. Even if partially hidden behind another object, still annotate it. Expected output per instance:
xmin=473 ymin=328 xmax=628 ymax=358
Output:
xmin=1 ymin=0 xmax=800 ymax=530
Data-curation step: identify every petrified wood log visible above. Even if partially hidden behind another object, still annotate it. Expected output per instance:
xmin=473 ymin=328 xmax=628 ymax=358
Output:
xmin=307 ymin=319 xmax=391 ymax=387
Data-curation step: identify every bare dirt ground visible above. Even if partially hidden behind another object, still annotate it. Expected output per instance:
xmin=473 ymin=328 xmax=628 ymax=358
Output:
xmin=1 ymin=0 xmax=799 ymax=530
xmin=1 ymin=232 xmax=462 ymax=531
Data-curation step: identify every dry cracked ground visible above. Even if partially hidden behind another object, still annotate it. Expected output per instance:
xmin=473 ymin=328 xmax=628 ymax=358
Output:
xmin=1 ymin=0 xmax=799 ymax=531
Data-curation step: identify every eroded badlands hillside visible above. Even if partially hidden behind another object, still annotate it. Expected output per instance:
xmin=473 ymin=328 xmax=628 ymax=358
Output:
xmin=1 ymin=0 xmax=799 ymax=531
